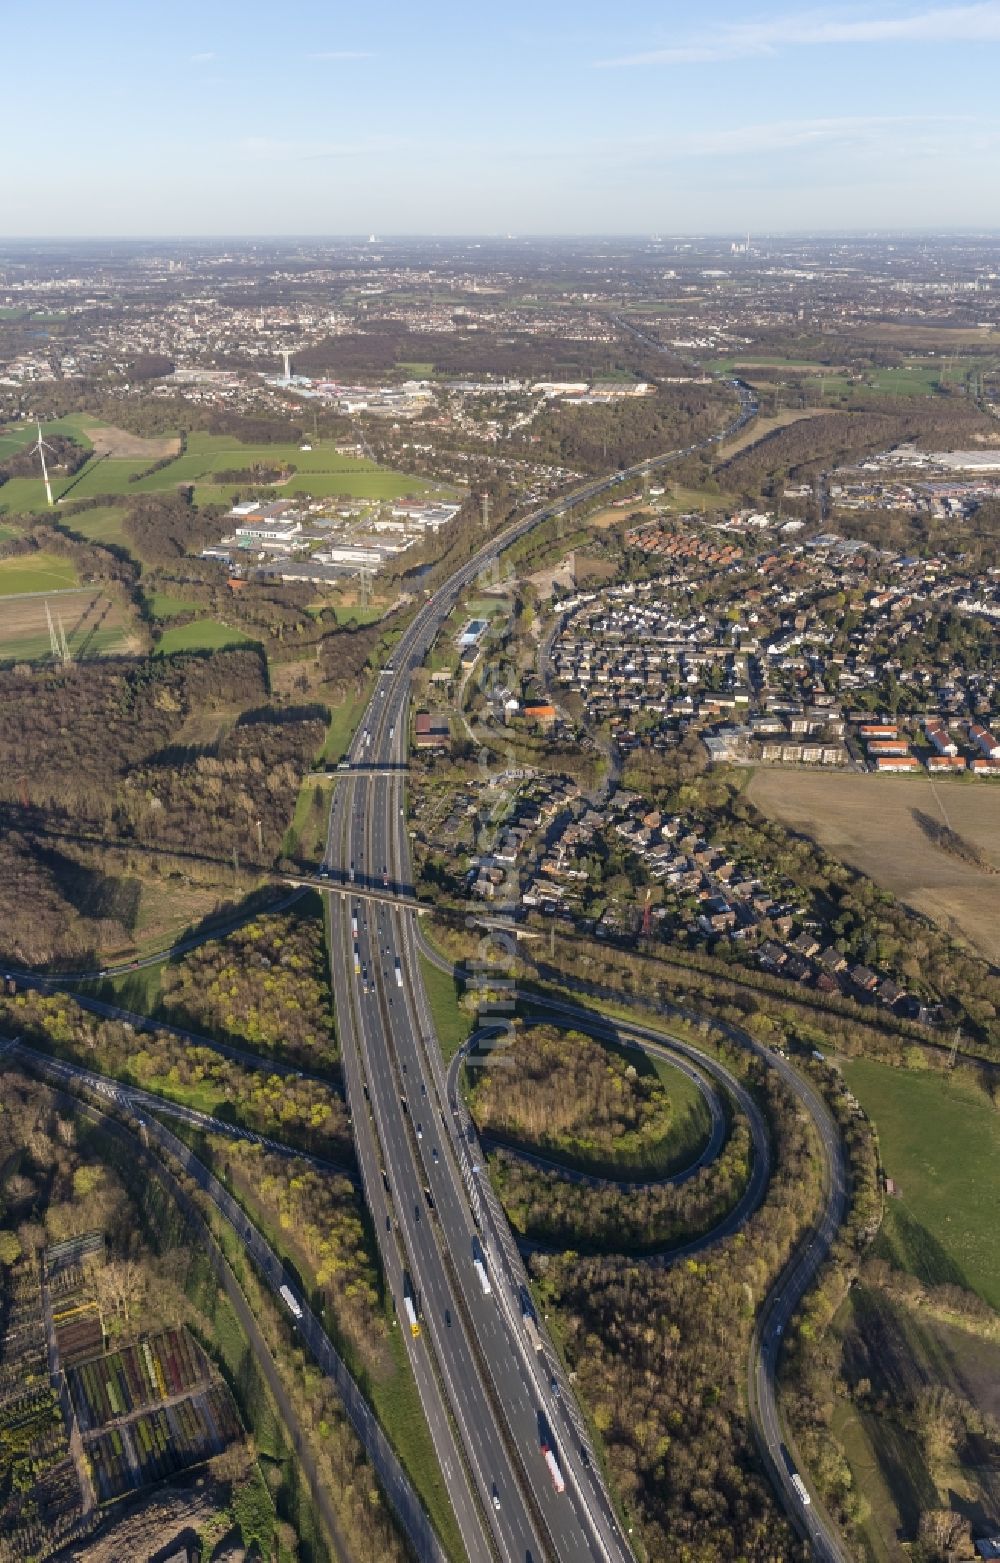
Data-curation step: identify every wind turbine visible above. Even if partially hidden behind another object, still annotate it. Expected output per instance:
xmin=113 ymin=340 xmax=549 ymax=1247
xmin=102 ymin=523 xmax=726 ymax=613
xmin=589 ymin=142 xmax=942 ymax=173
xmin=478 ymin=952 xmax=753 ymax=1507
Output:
xmin=33 ymin=422 xmax=56 ymax=507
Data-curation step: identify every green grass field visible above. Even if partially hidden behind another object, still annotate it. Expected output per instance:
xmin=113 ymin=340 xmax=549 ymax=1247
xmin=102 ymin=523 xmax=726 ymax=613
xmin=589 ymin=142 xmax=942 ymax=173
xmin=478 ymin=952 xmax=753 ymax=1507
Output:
xmin=61 ymin=503 xmax=132 ymax=550
xmin=146 ymin=590 xmax=199 ymax=619
xmin=0 ymin=552 xmax=80 ymax=595
xmin=285 ymin=776 xmax=335 ymax=862
xmin=0 ymin=413 xmax=96 ymax=465
xmin=843 ymin=1058 xmax=1000 ymax=1308
xmin=1 ymin=426 xmax=451 ymax=515
xmin=319 ymin=601 xmax=386 ymax=627
xmin=154 ymin=619 xmax=257 ymax=655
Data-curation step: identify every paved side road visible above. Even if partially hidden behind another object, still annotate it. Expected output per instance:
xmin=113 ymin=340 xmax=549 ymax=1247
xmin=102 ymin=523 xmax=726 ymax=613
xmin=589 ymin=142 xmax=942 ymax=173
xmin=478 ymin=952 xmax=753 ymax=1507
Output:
xmin=1 ymin=1039 xmax=449 ymax=1563
xmin=419 ymin=930 xmax=851 ymax=1563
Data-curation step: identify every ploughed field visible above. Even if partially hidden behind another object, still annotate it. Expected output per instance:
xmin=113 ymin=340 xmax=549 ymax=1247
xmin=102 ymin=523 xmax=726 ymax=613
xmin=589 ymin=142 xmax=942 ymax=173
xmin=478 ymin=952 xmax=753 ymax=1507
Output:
xmin=747 ymin=770 xmax=1000 ymax=963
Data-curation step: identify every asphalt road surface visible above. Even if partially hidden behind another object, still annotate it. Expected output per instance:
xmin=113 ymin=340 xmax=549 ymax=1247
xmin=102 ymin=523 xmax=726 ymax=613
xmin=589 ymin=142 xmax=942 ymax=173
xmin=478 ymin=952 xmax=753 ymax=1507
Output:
xmin=0 ymin=1036 xmax=446 ymax=1563
xmin=317 ymin=380 xmax=765 ymax=1563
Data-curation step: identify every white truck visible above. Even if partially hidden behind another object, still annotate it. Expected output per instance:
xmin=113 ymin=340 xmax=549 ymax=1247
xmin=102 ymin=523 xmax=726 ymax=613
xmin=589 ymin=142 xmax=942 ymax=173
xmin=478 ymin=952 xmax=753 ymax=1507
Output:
xmin=541 ymin=1440 xmax=565 ymax=1494
xmin=791 ymin=1474 xmax=811 ymax=1507
xmin=402 ymin=1278 xmax=421 ymax=1337
xmin=394 ymin=957 xmax=403 ymax=988
xmin=471 ymin=1237 xmax=492 ymax=1296
xmin=279 ymin=1284 xmax=303 ymax=1320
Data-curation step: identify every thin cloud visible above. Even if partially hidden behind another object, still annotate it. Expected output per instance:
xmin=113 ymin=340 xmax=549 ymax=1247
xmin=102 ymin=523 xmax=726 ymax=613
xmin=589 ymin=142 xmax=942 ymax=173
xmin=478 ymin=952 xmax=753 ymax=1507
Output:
xmin=190 ymin=51 xmax=217 ymax=65
xmin=236 ymin=135 xmax=393 ymax=162
xmin=671 ymin=113 xmax=978 ymax=157
xmin=598 ymin=2 xmax=1000 ymax=65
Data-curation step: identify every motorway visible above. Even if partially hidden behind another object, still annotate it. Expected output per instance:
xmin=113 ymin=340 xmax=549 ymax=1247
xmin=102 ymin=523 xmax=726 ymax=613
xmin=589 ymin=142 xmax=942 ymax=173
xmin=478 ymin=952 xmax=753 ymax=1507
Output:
xmin=318 ymin=381 xmax=761 ymax=1563
xmin=417 ymin=925 xmax=849 ymax=1560
xmin=3 ymin=373 xmax=850 ymax=1560
xmin=0 ymin=1037 xmax=443 ymax=1563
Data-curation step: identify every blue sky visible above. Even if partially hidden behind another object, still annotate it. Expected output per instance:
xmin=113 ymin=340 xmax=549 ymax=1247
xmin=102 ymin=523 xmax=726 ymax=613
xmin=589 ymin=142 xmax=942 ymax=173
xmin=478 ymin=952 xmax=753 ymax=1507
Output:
xmin=5 ymin=0 xmax=1000 ymax=236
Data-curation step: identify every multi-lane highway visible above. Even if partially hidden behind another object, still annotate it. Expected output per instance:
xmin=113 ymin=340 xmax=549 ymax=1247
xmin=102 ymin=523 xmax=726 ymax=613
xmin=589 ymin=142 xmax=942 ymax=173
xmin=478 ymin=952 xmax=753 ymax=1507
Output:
xmin=4 ymin=371 xmax=851 ymax=1562
xmin=319 ymin=381 xmax=761 ymax=1563
xmin=416 ymin=926 xmax=850 ymax=1561
xmin=0 ymin=1037 xmax=445 ymax=1563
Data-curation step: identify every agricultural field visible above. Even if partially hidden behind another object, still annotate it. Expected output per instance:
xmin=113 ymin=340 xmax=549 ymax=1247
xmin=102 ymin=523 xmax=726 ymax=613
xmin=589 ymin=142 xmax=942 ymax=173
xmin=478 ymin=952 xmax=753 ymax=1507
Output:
xmin=0 ymin=551 xmax=79 ymax=595
xmin=1 ymin=425 xmax=448 ymax=513
xmin=0 ymin=1259 xmax=83 ymax=1563
xmin=87 ymin=1387 xmax=241 ymax=1502
xmin=747 ymin=770 xmax=1000 ymax=963
xmin=842 ymin=1057 xmax=1000 ymax=1309
xmin=0 ymin=587 xmax=141 ymax=663
xmin=86 ymin=426 xmax=179 ymax=461
xmin=67 ymin=1324 xmax=243 ymax=1503
xmin=68 ymin=1327 xmax=212 ymax=1430
xmin=49 ymin=1231 xmax=106 ymax=1366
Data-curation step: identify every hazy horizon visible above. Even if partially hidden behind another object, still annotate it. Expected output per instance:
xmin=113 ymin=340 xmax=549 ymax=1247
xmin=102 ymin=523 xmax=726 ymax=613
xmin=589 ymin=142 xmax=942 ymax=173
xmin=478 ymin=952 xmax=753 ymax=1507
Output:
xmin=4 ymin=0 xmax=1000 ymax=237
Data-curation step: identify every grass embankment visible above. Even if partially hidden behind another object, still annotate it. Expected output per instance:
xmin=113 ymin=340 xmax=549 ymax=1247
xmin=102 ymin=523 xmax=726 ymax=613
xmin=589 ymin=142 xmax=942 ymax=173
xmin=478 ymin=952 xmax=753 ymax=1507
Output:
xmin=286 ymin=775 xmax=336 ymax=864
xmin=84 ymin=957 xmax=169 ymax=1016
xmin=321 ymin=680 xmax=375 ymax=762
xmin=829 ymin=1282 xmax=1000 ymax=1561
xmin=418 ymin=950 xmax=472 ymax=1063
xmin=186 ymin=1130 xmax=464 ymax=1560
xmin=186 ymin=1215 xmax=344 ymax=1563
xmin=843 ymin=1057 xmax=1000 ymax=1309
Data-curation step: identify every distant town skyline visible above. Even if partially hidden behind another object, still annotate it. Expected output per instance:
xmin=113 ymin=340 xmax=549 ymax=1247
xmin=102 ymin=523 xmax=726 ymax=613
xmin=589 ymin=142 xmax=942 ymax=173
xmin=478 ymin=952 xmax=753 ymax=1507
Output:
xmin=5 ymin=0 xmax=1000 ymax=237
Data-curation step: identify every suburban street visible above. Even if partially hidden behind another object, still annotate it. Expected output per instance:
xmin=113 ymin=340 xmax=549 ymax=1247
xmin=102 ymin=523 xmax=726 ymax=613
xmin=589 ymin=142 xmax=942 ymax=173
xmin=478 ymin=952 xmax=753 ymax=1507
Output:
xmin=317 ymin=381 xmax=770 ymax=1563
xmin=1 ymin=379 xmax=855 ymax=1562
